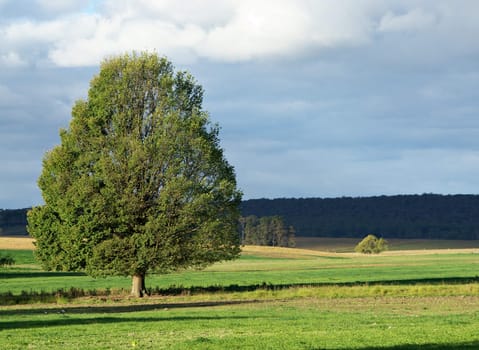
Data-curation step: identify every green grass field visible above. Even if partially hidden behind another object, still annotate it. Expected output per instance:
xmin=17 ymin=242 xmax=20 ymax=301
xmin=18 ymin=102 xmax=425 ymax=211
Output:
xmin=1 ymin=242 xmax=479 ymax=349
xmin=1 ymin=248 xmax=478 ymax=296
xmin=2 ymin=295 xmax=479 ymax=350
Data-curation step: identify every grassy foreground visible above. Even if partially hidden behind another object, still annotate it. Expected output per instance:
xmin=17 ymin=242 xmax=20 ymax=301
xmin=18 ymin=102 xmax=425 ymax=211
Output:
xmin=0 ymin=239 xmax=478 ymax=349
xmin=1 ymin=294 xmax=479 ymax=350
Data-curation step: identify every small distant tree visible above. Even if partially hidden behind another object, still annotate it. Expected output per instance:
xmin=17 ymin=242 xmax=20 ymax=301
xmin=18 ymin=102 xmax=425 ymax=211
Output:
xmin=239 ymin=215 xmax=295 ymax=247
xmin=287 ymin=225 xmax=296 ymax=248
xmin=0 ymin=255 xmax=14 ymax=267
xmin=355 ymin=234 xmax=388 ymax=254
xmin=239 ymin=215 xmax=259 ymax=245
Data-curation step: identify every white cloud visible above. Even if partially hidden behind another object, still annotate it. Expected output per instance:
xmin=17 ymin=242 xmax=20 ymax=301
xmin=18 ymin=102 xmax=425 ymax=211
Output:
xmin=198 ymin=0 xmax=311 ymax=61
xmin=102 ymin=0 xmax=236 ymax=27
xmin=49 ymin=0 xmax=313 ymax=65
xmin=3 ymin=15 xmax=98 ymax=46
xmin=49 ymin=17 xmax=207 ymax=66
xmin=0 ymin=52 xmax=26 ymax=67
xmin=2 ymin=0 xmax=478 ymax=67
xmin=35 ymin=0 xmax=86 ymax=14
xmin=378 ymin=8 xmax=437 ymax=32
xmin=0 ymin=0 xmax=386 ymax=67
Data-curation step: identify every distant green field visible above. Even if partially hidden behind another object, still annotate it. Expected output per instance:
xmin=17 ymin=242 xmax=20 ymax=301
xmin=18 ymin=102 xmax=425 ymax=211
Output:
xmin=0 ymin=249 xmax=35 ymax=265
xmin=1 ymin=246 xmax=479 ymax=349
xmin=1 ymin=248 xmax=478 ymax=296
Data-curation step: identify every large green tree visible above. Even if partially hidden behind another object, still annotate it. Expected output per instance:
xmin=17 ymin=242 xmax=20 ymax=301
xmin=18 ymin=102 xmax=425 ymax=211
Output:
xmin=28 ymin=52 xmax=242 ymax=297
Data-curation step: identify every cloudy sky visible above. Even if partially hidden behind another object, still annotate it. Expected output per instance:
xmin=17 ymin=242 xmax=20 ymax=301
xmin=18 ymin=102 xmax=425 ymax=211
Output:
xmin=2 ymin=0 xmax=479 ymax=208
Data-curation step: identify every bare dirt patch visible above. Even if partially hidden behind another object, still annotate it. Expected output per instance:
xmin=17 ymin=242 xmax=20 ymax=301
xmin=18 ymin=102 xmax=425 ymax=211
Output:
xmin=0 ymin=237 xmax=35 ymax=250
xmin=241 ymin=245 xmax=356 ymax=258
xmin=381 ymin=248 xmax=479 ymax=256
xmin=241 ymin=244 xmax=479 ymax=259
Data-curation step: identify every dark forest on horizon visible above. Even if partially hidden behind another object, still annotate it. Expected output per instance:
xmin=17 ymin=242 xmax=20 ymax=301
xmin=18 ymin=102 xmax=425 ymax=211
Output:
xmin=241 ymin=194 xmax=479 ymax=240
xmin=2 ymin=194 xmax=479 ymax=240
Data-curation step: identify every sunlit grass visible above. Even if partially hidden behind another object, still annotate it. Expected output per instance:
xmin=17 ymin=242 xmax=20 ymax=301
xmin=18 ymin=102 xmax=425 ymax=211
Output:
xmin=1 ymin=242 xmax=479 ymax=349
xmin=1 ymin=247 xmax=478 ymax=300
xmin=1 ymin=294 xmax=479 ymax=349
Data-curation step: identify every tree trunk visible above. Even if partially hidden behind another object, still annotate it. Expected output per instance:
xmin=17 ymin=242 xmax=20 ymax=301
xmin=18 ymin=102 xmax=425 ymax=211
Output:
xmin=131 ymin=274 xmax=147 ymax=297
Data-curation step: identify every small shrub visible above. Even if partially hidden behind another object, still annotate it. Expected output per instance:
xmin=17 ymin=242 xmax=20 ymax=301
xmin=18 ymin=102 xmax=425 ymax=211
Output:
xmin=0 ymin=255 xmax=14 ymax=267
xmin=355 ymin=234 xmax=388 ymax=254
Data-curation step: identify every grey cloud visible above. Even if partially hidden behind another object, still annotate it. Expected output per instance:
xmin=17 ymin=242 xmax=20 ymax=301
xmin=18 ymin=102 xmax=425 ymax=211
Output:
xmin=2 ymin=1 xmax=479 ymax=207
xmin=0 ymin=65 xmax=94 ymax=208
xmin=195 ymin=42 xmax=479 ymax=200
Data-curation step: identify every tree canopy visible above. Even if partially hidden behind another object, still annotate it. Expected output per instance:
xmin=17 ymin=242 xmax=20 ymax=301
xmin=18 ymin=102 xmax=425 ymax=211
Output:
xmin=28 ymin=52 xmax=242 ymax=296
xmin=355 ymin=235 xmax=388 ymax=254
xmin=239 ymin=215 xmax=295 ymax=247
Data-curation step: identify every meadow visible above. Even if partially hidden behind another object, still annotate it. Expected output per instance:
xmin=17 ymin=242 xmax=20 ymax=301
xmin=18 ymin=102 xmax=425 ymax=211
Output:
xmin=0 ymin=238 xmax=478 ymax=349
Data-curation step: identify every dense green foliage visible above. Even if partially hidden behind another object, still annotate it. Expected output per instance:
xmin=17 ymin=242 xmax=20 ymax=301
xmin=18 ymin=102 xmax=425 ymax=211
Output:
xmin=355 ymin=234 xmax=388 ymax=254
xmin=241 ymin=194 xmax=479 ymax=239
xmin=239 ymin=215 xmax=295 ymax=247
xmin=27 ymin=52 xmax=241 ymax=295
xmin=0 ymin=254 xmax=14 ymax=267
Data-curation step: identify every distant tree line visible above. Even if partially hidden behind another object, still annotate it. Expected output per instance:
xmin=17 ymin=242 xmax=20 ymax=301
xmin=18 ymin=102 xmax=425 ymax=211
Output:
xmin=239 ymin=215 xmax=296 ymax=247
xmin=0 ymin=209 xmax=29 ymax=236
xmin=241 ymin=194 xmax=479 ymax=240
xmin=5 ymin=194 xmax=479 ymax=240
